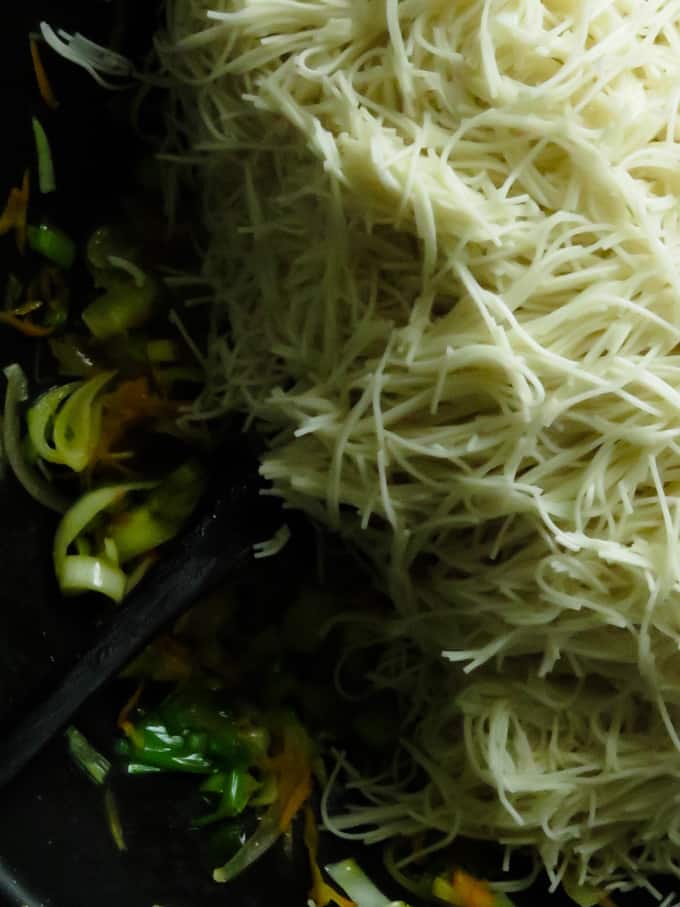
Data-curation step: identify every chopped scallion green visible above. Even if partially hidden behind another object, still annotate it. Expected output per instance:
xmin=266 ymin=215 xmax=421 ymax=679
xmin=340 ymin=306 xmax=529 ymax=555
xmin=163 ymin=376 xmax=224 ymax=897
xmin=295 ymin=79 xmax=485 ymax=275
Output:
xmin=32 ymin=117 xmax=56 ymax=194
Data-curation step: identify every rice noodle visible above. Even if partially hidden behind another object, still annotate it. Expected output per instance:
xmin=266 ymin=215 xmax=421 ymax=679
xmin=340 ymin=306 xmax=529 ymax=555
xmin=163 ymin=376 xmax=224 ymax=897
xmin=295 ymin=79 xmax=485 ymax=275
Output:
xmin=158 ymin=0 xmax=680 ymax=893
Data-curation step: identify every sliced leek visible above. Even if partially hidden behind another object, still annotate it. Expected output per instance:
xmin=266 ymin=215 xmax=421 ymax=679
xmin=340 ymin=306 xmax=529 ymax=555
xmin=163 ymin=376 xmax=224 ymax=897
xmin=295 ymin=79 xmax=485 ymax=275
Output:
xmin=82 ymin=277 xmax=157 ymax=339
xmin=59 ymin=555 xmax=128 ymax=601
xmin=53 ymin=463 xmax=204 ymax=602
xmin=325 ymin=859 xmax=411 ymax=907
xmin=53 ymin=482 xmax=154 ymax=603
xmin=2 ymin=363 xmax=69 ymax=512
xmin=27 ymin=371 xmax=115 ymax=472
xmin=108 ymin=461 xmax=205 ymax=563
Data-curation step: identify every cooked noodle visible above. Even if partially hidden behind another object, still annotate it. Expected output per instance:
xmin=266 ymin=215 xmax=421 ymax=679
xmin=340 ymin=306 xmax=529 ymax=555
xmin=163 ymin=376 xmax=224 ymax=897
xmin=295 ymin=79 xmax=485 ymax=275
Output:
xmin=157 ymin=0 xmax=680 ymax=893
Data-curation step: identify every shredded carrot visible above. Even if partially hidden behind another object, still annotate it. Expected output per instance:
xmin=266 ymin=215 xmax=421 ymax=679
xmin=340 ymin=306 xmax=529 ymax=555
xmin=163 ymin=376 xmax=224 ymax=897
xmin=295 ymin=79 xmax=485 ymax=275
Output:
xmin=102 ymin=377 xmax=176 ymax=423
xmin=117 ymin=680 xmax=145 ymax=744
xmin=433 ymin=870 xmax=496 ymax=907
xmin=279 ymin=772 xmax=313 ymax=831
xmin=303 ymin=806 xmax=356 ymax=907
xmin=263 ymin=722 xmax=314 ymax=832
xmin=94 ymin=377 xmax=178 ymax=468
xmin=450 ymin=870 xmax=495 ymax=907
xmin=0 ymin=274 xmax=69 ymax=337
xmin=0 ymin=170 xmax=30 ymax=252
xmin=0 ymin=311 xmax=54 ymax=337
xmin=31 ymin=38 xmax=59 ymax=109
xmin=0 ymin=300 xmax=55 ymax=337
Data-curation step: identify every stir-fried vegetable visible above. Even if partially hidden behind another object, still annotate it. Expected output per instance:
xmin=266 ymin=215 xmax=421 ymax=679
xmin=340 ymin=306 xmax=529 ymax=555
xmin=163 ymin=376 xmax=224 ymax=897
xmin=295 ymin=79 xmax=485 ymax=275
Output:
xmin=211 ymin=717 xmax=312 ymax=884
xmin=53 ymin=461 xmax=203 ymax=602
xmin=325 ymin=860 xmax=410 ymax=907
xmin=114 ymin=671 xmax=317 ymax=884
xmin=105 ymin=788 xmax=127 ymax=852
xmin=28 ymin=370 xmax=114 ymax=471
xmin=107 ymin=460 xmax=205 ymax=562
xmin=117 ymin=688 xmax=268 ymax=776
xmin=30 ymin=37 xmax=59 ymax=110
xmin=0 ymin=38 xmax=206 ymax=598
xmin=66 ymin=726 xmax=111 ymax=786
xmin=561 ymin=878 xmax=617 ymax=907
xmin=39 ymin=22 xmax=133 ymax=90
xmin=0 ymin=170 xmax=29 ymax=252
xmin=304 ymin=807 xmax=356 ymax=907
xmin=32 ymin=117 xmax=55 ymax=194
xmin=0 ymin=301 xmax=54 ymax=337
xmin=0 ymin=268 xmax=69 ymax=337
xmin=432 ymin=870 xmax=515 ymax=907
xmin=118 ymin=689 xmax=318 ymax=882
xmin=53 ymin=481 xmax=153 ymax=602
xmin=2 ymin=363 xmax=69 ymax=512
xmin=82 ymin=277 xmax=157 ymax=338
xmin=27 ymin=222 xmax=76 ymax=269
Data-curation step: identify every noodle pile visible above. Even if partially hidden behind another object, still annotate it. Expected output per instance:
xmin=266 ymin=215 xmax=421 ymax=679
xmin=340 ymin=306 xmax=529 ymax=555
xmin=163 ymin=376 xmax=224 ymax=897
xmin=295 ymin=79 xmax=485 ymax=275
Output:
xmin=158 ymin=0 xmax=680 ymax=895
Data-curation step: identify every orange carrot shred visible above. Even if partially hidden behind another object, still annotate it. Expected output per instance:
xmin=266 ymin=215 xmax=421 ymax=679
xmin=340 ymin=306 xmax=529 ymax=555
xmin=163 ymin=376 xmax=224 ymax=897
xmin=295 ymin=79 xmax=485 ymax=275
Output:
xmin=31 ymin=38 xmax=59 ymax=110
xmin=117 ymin=680 xmax=145 ymax=732
xmin=0 ymin=170 xmax=29 ymax=251
xmin=450 ymin=869 xmax=495 ymax=907
xmin=0 ymin=311 xmax=54 ymax=337
xmin=303 ymin=806 xmax=356 ymax=907
xmin=279 ymin=772 xmax=313 ymax=832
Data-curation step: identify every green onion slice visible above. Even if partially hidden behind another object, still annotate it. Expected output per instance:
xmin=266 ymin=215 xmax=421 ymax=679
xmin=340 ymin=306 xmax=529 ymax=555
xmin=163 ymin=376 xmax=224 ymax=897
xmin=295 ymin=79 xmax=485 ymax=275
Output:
xmin=32 ymin=117 xmax=56 ymax=194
